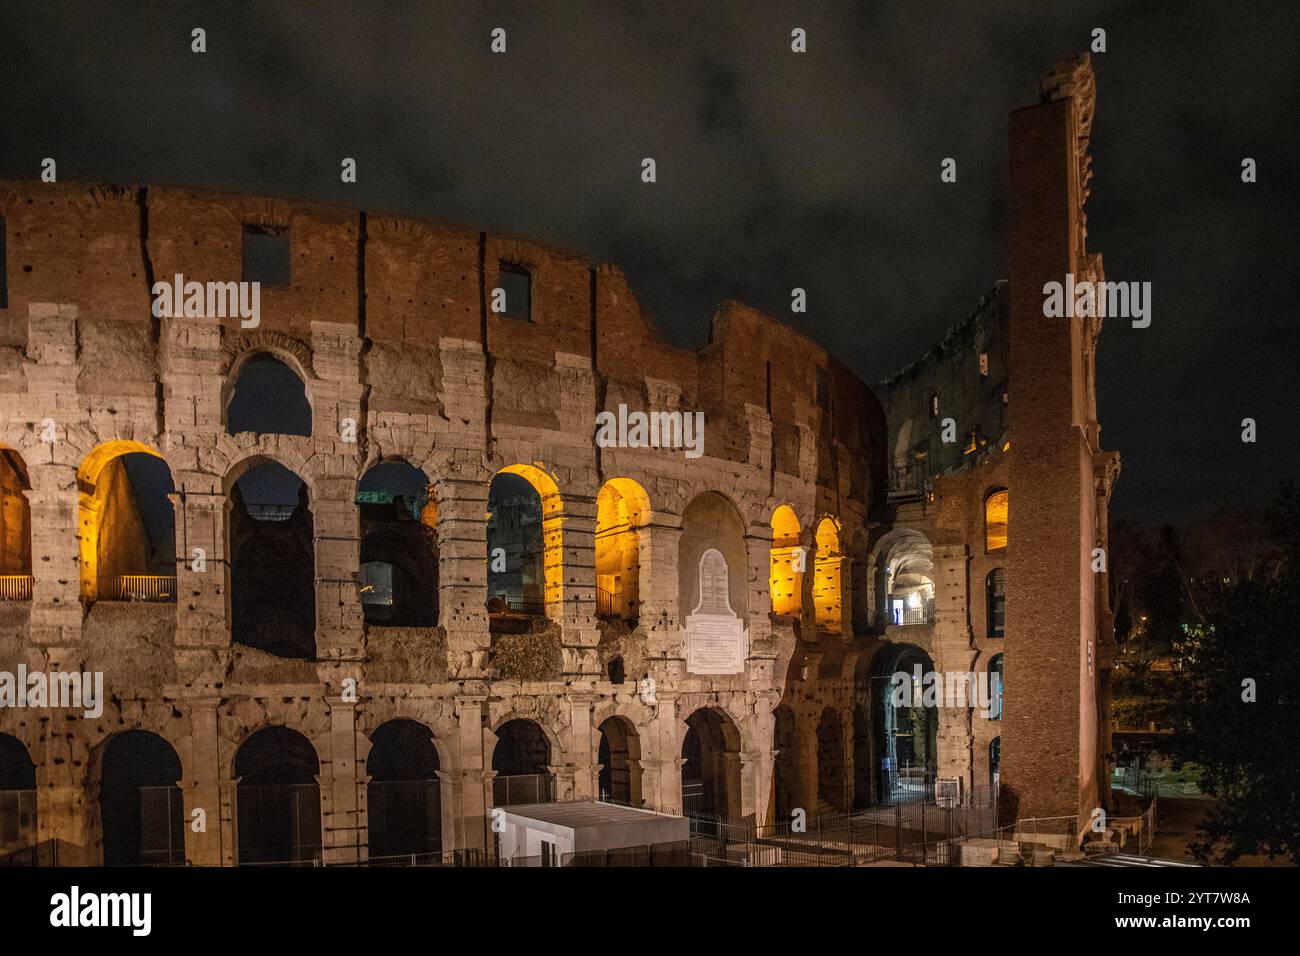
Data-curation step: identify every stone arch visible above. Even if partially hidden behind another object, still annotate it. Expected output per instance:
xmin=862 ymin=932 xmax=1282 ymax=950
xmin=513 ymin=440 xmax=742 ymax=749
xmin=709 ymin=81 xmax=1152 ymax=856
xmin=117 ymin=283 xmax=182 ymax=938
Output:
xmin=769 ymin=505 xmax=802 ymax=618
xmin=595 ymin=477 xmax=651 ymax=623
xmin=871 ymin=643 xmax=938 ymax=803
xmin=488 ymin=464 xmax=564 ymax=617
xmin=814 ymin=516 xmax=844 ymax=632
xmin=226 ymin=456 xmax=316 ymax=659
xmin=678 ymin=491 xmax=748 ymax=622
xmin=596 ymin=715 xmax=642 ymax=806
xmin=233 ymin=726 xmax=322 ymax=865
xmin=97 ymin=730 xmax=185 ymax=866
xmin=772 ymin=704 xmax=799 ymax=821
xmin=0 ymin=733 xmax=36 ymax=855
xmin=870 ymin=528 xmax=935 ymax=627
xmin=490 ymin=717 xmax=555 ymax=806
xmin=0 ymin=445 xmax=32 ymax=600
xmin=366 ymin=719 xmax=443 ymax=858
xmin=224 ymin=349 xmax=313 ymax=437
xmin=680 ymin=706 xmax=742 ymax=820
xmin=76 ymin=440 xmax=176 ymax=603
xmin=357 ymin=459 xmax=438 ymax=627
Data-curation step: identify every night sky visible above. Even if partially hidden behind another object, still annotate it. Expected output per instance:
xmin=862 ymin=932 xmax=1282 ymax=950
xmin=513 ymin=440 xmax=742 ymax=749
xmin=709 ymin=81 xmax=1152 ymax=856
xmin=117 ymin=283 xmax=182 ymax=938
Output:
xmin=2 ymin=1 xmax=1296 ymax=521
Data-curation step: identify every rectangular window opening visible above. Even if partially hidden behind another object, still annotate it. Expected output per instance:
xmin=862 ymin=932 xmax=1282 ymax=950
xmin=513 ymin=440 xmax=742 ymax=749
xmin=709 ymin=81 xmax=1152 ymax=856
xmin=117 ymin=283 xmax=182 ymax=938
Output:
xmin=242 ymin=224 xmax=290 ymax=287
xmin=498 ymin=262 xmax=531 ymax=321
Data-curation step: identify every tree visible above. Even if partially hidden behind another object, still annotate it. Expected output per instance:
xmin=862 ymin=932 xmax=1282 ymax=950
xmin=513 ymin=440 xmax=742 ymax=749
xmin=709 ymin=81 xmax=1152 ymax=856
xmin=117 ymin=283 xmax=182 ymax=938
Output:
xmin=1160 ymin=483 xmax=1300 ymax=864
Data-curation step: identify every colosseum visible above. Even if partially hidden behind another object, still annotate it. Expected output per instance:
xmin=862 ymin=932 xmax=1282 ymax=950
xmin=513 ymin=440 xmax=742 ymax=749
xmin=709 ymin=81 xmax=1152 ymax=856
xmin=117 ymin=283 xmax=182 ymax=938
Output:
xmin=0 ymin=54 xmax=1117 ymax=866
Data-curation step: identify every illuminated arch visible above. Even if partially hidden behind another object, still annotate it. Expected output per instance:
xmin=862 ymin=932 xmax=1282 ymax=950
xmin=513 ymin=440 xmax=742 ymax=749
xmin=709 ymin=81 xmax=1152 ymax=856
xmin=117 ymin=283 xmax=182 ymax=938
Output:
xmin=488 ymin=464 xmax=564 ymax=616
xmin=813 ymin=516 xmax=844 ymax=632
xmin=76 ymin=440 xmax=175 ymax=602
xmin=0 ymin=446 xmax=32 ymax=600
xmin=769 ymin=505 xmax=802 ymax=617
xmin=595 ymin=477 xmax=651 ymax=622
xmin=985 ymin=488 xmax=1008 ymax=552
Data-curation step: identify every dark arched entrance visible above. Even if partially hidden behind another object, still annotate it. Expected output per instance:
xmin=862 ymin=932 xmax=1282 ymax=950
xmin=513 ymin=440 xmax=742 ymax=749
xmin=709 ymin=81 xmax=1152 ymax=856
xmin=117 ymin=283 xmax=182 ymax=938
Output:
xmin=0 ymin=734 xmax=36 ymax=856
xmin=772 ymin=705 xmax=799 ymax=820
xmin=234 ymin=727 xmax=321 ymax=865
xmin=816 ymin=708 xmax=847 ymax=811
xmin=681 ymin=708 xmax=741 ymax=820
xmin=596 ymin=716 xmax=641 ymax=805
xmin=100 ymin=731 xmax=185 ymax=865
xmin=873 ymin=643 xmax=938 ymax=803
xmin=367 ymin=719 xmax=441 ymax=859
xmin=492 ymin=719 xmax=553 ymax=806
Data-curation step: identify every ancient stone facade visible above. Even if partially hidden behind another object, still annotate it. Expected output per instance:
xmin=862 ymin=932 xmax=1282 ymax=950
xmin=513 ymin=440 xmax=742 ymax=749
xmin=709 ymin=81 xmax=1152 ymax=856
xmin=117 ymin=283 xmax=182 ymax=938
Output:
xmin=0 ymin=55 xmax=1114 ymax=864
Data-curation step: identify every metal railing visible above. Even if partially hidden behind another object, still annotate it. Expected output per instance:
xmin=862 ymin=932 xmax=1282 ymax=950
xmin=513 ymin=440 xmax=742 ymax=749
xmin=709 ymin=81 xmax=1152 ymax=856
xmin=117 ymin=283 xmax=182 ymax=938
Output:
xmin=887 ymin=463 xmax=931 ymax=504
xmin=487 ymin=595 xmax=546 ymax=616
xmin=492 ymin=773 xmax=554 ymax=807
xmin=236 ymin=782 xmax=323 ymax=866
xmin=98 ymin=575 xmax=176 ymax=602
xmin=596 ymin=586 xmax=616 ymax=619
xmin=0 ymin=574 xmax=32 ymax=601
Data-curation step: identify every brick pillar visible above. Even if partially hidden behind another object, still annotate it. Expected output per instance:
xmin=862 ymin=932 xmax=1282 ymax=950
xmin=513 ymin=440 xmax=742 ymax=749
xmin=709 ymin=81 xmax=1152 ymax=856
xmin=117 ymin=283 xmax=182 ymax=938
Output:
xmin=172 ymin=475 xmax=228 ymax=654
xmin=932 ymin=544 xmax=975 ymax=792
xmin=639 ymin=691 xmax=684 ymax=813
xmin=1004 ymin=55 xmax=1103 ymax=831
xmin=567 ymin=692 xmax=597 ymax=799
xmin=638 ymin=518 xmax=681 ymax=654
xmin=436 ymin=478 xmax=489 ymax=679
xmin=743 ymin=527 xmax=773 ymax=647
xmin=451 ymin=696 xmax=489 ymax=851
xmin=35 ymin=717 xmax=96 ymax=864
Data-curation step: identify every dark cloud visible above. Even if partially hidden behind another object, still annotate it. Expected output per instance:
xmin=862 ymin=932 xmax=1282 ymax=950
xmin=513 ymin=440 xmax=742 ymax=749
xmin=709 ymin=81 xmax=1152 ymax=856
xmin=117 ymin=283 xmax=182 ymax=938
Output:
xmin=1 ymin=0 xmax=1296 ymax=520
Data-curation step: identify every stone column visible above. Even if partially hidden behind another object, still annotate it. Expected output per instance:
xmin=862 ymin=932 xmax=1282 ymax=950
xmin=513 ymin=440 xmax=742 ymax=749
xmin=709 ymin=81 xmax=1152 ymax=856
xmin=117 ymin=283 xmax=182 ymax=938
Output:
xmin=451 ymin=695 xmax=489 ymax=850
xmin=313 ymin=477 xmax=364 ymax=661
xmin=638 ymin=518 xmax=682 ymax=654
xmin=743 ymin=527 xmax=773 ymax=647
xmin=932 ymin=543 xmax=976 ymax=793
xmin=23 ymin=480 xmax=81 ymax=646
xmin=176 ymin=696 xmax=222 ymax=865
xmin=558 ymin=494 xmax=599 ymax=677
xmin=171 ymin=475 xmax=229 ymax=656
xmin=436 ymin=479 xmax=489 ymax=679
xmin=567 ymin=692 xmax=596 ymax=799
xmin=320 ymin=695 xmax=363 ymax=865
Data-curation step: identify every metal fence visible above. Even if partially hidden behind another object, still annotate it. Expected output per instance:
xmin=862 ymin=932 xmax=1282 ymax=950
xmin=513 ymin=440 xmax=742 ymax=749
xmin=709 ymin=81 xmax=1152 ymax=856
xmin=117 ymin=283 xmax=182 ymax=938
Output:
xmin=367 ymin=778 xmax=441 ymax=857
xmin=0 ymin=789 xmax=36 ymax=853
xmin=98 ymin=575 xmax=176 ymax=602
xmin=236 ymin=783 xmax=322 ymax=865
xmin=0 ymin=574 xmax=32 ymax=600
xmin=492 ymin=773 xmax=554 ymax=807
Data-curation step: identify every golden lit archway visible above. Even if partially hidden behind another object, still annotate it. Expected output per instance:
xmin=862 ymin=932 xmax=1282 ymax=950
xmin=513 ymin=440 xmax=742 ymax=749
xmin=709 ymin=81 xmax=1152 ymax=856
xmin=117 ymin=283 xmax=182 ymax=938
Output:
xmin=0 ymin=446 xmax=33 ymax=600
xmin=490 ymin=464 xmax=565 ymax=614
xmin=813 ymin=516 xmax=844 ymax=632
xmin=769 ymin=505 xmax=802 ymax=617
xmin=985 ymin=488 xmax=1008 ymax=552
xmin=595 ymin=477 xmax=650 ymax=621
xmin=77 ymin=440 xmax=175 ymax=602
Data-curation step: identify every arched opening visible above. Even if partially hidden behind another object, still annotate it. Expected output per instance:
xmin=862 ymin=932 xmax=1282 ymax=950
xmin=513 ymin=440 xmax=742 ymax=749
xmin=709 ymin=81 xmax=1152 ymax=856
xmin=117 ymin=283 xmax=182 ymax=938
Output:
xmin=873 ymin=529 xmax=934 ymax=627
xmin=678 ymin=492 xmax=747 ymax=622
xmin=988 ymin=654 xmax=1004 ymax=721
xmin=492 ymin=719 xmax=553 ymax=806
xmin=816 ymin=708 xmax=847 ymax=811
xmin=989 ymin=736 xmax=1001 ymax=790
xmin=228 ymin=460 xmax=316 ymax=658
xmin=681 ymin=707 xmax=741 ymax=821
xmin=234 ymin=727 xmax=321 ymax=865
xmin=0 ymin=734 xmax=36 ymax=856
xmin=852 ymin=705 xmax=872 ymax=808
xmin=985 ymin=488 xmax=1008 ymax=552
xmin=596 ymin=716 xmax=642 ymax=806
xmin=366 ymin=720 xmax=441 ymax=859
xmin=873 ymin=644 xmax=938 ymax=803
xmin=0 ymin=447 xmax=32 ymax=601
xmin=769 ymin=505 xmax=802 ymax=618
xmin=487 ymin=465 xmax=562 ymax=619
xmin=77 ymin=441 xmax=176 ymax=603
xmin=814 ymin=517 xmax=844 ymax=632
xmin=594 ymin=478 xmax=649 ymax=623
xmin=99 ymin=731 xmax=185 ymax=866
xmin=986 ymin=568 xmax=1006 ymax=638
xmin=357 ymin=461 xmax=438 ymax=627
xmin=772 ymin=705 xmax=799 ymax=821
xmin=226 ymin=352 xmax=312 ymax=437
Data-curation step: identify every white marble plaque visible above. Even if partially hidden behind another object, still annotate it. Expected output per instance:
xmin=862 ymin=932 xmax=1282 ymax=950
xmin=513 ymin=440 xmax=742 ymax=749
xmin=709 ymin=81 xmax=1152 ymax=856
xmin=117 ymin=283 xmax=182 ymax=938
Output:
xmin=684 ymin=548 xmax=746 ymax=674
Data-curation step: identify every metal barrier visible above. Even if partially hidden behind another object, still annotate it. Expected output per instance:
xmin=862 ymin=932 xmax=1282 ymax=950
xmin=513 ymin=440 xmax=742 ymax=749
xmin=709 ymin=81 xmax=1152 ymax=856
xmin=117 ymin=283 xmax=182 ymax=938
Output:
xmin=492 ymin=773 xmax=554 ymax=807
xmin=98 ymin=575 xmax=176 ymax=602
xmin=0 ymin=574 xmax=32 ymax=600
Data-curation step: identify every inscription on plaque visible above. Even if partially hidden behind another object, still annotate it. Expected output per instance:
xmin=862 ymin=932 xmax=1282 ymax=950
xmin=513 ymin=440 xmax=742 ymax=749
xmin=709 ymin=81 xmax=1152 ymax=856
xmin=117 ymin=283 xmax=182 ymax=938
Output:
xmin=684 ymin=548 xmax=745 ymax=674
